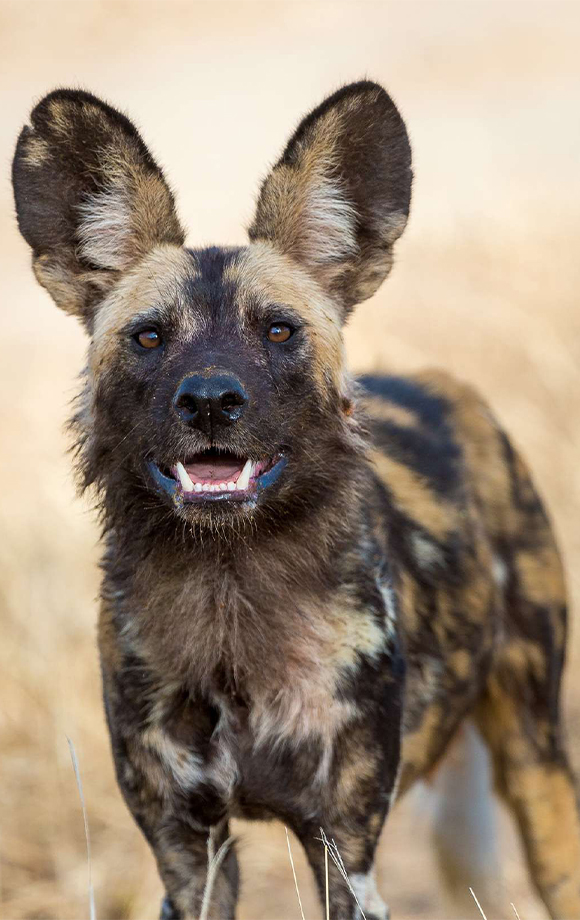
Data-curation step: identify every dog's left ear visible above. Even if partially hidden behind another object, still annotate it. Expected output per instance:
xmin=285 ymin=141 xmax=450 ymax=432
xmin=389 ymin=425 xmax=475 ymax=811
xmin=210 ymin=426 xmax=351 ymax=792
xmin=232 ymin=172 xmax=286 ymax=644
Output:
xmin=248 ymin=81 xmax=412 ymax=316
xmin=12 ymin=89 xmax=185 ymax=327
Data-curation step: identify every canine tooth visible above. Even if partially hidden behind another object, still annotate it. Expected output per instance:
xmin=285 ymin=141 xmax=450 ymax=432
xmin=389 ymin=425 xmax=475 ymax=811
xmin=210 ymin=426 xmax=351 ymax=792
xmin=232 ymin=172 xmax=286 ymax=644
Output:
xmin=176 ymin=461 xmax=194 ymax=492
xmin=227 ymin=481 xmax=236 ymax=491
xmin=236 ymin=459 xmax=253 ymax=491
xmin=194 ymin=483 xmax=202 ymax=493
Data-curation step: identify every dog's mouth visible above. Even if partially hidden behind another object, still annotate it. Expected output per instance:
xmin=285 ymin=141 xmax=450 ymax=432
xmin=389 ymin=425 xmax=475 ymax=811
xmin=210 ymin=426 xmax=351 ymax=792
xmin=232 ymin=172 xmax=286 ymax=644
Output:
xmin=148 ymin=449 xmax=287 ymax=505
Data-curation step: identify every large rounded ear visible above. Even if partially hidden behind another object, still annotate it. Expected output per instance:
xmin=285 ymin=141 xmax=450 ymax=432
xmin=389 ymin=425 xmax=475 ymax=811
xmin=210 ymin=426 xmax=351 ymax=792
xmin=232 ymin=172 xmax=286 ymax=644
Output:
xmin=12 ymin=89 xmax=185 ymax=327
xmin=248 ymin=81 xmax=412 ymax=317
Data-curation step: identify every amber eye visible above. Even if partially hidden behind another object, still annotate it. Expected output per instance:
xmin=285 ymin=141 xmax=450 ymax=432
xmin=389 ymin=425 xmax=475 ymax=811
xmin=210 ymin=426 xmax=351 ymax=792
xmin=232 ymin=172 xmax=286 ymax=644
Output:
xmin=267 ymin=323 xmax=293 ymax=344
xmin=135 ymin=328 xmax=161 ymax=349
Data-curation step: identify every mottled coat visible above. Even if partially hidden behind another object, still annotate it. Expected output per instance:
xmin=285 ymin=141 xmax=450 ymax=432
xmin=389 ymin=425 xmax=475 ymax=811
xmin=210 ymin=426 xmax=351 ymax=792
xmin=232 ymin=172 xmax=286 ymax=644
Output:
xmin=12 ymin=82 xmax=580 ymax=919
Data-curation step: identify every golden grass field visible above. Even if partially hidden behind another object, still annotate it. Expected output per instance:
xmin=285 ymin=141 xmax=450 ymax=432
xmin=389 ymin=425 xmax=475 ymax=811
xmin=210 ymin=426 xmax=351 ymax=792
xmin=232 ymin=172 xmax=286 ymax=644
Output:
xmin=1 ymin=2 xmax=580 ymax=918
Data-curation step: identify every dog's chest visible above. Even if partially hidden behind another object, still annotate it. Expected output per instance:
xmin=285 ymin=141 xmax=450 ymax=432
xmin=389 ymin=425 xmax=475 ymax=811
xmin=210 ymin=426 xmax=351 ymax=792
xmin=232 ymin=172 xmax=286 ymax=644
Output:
xmin=123 ymin=567 xmax=399 ymax=814
xmin=148 ymin=677 xmax=353 ymax=821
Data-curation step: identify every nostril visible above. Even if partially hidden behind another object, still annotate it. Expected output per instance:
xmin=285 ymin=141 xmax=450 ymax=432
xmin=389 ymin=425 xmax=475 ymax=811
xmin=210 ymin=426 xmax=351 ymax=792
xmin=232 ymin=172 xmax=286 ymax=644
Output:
xmin=174 ymin=393 xmax=199 ymax=417
xmin=220 ymin=390 xmax=247 ymax=422
xmin=221 ymin=391 xmax=245 ymax=412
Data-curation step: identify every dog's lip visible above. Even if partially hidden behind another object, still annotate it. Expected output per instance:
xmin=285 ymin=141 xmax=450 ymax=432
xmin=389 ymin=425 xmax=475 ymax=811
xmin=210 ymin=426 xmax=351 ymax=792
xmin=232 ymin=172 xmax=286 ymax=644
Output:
xmin=147 ymin=451 xmax=288 ymax=505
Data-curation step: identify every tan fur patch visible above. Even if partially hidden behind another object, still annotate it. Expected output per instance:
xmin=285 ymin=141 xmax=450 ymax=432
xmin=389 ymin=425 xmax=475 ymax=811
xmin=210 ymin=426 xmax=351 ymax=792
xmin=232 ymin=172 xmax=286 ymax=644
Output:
xmin=140 ymin=724 xmax=204 ymax=794
xmin=250 ymin=679 xmax=357 ymax=784
xmin=334 ymin=747 xmax=378 ymax=807
xmin=241 ymin=597 xmax=388 ymax=779
xmin=398 ymin=703 xmax=443 ymax=795
xmin=364 ymin=397 xmax=419 ymax=429
xmin=503 ymin=639 xmax=547 ymax=682
xmin=33 ymin=251 xmax=111 ymax=317
xmin=326 ymin=600 xmax=389 ymax=669
xmin=21 ymin=133 xmax=50 ymax=166
xmin=450 ymin=649 xmax=471 ymax=681
xmin=370 ymin=449 xmax=456 ymax=541
xmin=97 ymin=600 xmax=125 ymax=672
xmin=224 ymin=242 xmax=346 ymax=393
xmin=90 ymin=245 xmax=197 ymax=374
xmin=78 ymin=169 xmax=184 ymax=273
xmin=515 ymin=545 xmax=566 ymax=608
xmin=511 ymin=765 xmax=580 ymax=914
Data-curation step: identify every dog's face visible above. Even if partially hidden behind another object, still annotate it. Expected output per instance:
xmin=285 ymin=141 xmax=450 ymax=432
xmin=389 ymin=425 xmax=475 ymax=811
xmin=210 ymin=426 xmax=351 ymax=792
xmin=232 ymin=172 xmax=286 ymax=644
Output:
xmin=87 ymin=241 xmax=349 ymax=525
xmin=12 ymin=84 xmax=411 ymax=529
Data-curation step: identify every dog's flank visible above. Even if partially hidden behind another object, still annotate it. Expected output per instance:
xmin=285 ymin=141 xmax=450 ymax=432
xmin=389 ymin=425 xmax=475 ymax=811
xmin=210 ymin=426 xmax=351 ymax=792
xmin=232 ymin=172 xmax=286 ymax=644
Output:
xmin=12 ymin=82 xmax=580 ymax=920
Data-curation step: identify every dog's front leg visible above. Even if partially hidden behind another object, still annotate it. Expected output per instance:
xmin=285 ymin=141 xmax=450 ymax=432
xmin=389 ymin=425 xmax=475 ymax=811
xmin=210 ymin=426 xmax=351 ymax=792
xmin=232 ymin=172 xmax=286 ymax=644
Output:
xmin=100 ymin=642 xmax=239 ymax=920
xmin=294 ymin=714 xmax=400 ymax=920
xmin=153 ymin=816 xmax=238 ymax=920
xmin=106 ymin=704 xmax=239 ymax=919
xmin=295 ymin=789 xmax=392 ymax=920
xmin=151 ymin=815 xmax=238 ymax=920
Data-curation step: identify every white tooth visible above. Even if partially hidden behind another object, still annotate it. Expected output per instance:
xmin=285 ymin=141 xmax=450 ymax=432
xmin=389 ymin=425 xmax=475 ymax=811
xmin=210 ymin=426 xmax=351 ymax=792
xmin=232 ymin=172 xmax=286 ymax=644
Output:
xmin=220 ymin=483 xmax=228 ymax=491
xmin=236 ymin=459 xmax=253 ymax=491
xmin=202 ymin=483 xmax=210 ymax=492
xmin=194 ymin=483 xmax=202 ymax=492
xmin=227 ymin=481 xmax=236 ymax=491
xmin=176 ymin=461 xmax=194 ymax=492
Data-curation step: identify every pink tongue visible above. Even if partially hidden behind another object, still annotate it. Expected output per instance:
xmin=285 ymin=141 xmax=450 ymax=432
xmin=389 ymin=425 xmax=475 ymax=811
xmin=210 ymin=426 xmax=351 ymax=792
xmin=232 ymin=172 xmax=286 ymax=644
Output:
xmin=185 ymin=459 xmax=244 ymax=482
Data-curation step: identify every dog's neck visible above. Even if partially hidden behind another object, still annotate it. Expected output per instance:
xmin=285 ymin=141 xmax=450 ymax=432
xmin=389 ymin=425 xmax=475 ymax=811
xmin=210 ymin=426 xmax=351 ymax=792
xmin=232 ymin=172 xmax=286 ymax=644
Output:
xmin=100 ymin=454 xmax=384 ymax=695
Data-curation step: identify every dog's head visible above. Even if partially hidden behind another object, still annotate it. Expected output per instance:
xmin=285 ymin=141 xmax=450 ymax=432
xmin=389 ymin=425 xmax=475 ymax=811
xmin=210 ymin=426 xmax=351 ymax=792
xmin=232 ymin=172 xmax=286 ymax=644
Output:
xmin=12 ymin=83 xmax=411 ymax=531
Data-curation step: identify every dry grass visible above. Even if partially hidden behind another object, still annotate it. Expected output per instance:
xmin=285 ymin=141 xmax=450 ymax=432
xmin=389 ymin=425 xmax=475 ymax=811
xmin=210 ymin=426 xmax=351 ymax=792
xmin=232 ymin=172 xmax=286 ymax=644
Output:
xmin=1 ymin=2 xmax=580 ymax=918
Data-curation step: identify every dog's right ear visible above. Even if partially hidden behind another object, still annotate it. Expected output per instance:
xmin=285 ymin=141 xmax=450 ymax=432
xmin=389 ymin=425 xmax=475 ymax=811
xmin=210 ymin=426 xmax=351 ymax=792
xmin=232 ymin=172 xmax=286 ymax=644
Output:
xmin=12 ymin=89 xmax=184 ymax=328
xmin=249 ymin=81 xmax=412 ymax=318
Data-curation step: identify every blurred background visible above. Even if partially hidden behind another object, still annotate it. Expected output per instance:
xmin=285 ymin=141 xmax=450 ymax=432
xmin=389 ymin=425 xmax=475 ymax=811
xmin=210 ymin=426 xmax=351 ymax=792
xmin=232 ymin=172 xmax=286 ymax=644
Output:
xmin=1 ymin=2 xmax=580 ymax=918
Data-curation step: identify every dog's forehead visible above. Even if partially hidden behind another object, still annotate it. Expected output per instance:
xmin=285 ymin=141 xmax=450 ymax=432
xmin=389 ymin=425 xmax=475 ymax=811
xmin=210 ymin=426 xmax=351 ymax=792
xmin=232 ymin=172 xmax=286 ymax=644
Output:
xmin=92 ymin=240 xmax=344 ymax=338
xmin=89 ymin=240 xmax=346 ymax=391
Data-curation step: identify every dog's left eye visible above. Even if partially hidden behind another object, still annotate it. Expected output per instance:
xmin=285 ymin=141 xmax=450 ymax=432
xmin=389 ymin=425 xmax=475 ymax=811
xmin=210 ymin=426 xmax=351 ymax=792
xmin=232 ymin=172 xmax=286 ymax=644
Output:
xmin=267 ymin=323 xmax=293 ymax=343
xmin=134 ymin=328 xmax=162 ymax=349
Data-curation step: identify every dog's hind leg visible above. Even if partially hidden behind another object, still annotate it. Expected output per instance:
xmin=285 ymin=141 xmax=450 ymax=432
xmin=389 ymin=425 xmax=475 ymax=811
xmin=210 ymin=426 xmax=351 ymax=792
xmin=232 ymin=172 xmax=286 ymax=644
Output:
xmin=475 ymin=587 xmax=580 ymax=919
xmin=428 ymin=722 xmax=503 ymax=917
xmin=467 ymin=433 xmax=580 ymax=917
xmin=476 ymin=669 xmax=580 ymax=919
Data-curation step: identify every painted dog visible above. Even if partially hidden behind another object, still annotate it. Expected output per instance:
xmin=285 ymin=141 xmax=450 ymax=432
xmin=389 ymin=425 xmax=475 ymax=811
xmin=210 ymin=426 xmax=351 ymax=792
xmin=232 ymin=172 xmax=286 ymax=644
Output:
xmin=12 ymin=81 xmax=580 ymax=918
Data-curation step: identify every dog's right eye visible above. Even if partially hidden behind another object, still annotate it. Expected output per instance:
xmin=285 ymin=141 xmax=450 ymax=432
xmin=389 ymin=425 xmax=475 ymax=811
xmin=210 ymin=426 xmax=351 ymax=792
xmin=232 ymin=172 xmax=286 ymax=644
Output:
xmin=267 ymin=323 xmax=294 ymax=344
xmin=134 ymin=328 xmax=162 ymax=349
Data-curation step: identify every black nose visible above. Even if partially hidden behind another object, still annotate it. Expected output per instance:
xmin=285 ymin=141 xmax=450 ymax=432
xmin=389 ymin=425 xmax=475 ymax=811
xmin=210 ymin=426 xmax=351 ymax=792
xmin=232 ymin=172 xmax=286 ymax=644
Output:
xmin=172 ymin=373 xmax=248 ymax=435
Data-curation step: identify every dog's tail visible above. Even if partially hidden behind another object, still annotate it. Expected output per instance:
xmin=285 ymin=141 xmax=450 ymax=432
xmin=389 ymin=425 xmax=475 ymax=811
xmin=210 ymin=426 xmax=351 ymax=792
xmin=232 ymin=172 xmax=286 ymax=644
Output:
xmin=423 ymin=722 xmax=502 ymax=916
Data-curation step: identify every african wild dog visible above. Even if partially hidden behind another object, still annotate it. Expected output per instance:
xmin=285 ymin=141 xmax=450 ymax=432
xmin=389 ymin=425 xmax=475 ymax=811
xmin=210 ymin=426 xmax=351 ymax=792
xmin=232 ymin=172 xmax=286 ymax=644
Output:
xmin=12 ymin=82 xmax=580 ymax=919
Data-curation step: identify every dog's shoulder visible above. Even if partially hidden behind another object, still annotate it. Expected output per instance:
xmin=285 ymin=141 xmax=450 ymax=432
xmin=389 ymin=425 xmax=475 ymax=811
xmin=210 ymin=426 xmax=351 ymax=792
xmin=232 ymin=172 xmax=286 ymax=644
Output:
xmin=360 ymin=368 xmax=516 ymax=544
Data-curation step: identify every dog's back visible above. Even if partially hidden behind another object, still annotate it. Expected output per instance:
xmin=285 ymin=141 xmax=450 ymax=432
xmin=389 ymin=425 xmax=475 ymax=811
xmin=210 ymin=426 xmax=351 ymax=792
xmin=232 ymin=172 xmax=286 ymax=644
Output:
xmin=365 ymin=368 xmax=580 ymax=915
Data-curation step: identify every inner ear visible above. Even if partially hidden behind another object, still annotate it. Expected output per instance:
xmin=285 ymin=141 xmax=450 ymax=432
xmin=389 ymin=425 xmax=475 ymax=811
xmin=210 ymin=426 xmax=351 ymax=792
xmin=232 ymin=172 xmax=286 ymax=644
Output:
xmin=12 ymin=88 xmax=185 ymax=326
xmin=248 ymin=81 xmax=412 ymax=317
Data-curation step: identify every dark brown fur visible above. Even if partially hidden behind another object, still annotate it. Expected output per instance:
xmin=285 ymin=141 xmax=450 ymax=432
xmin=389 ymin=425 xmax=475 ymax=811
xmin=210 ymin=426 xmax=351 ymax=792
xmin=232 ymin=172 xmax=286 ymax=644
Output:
xmin=12 ymin=83 xmax=580 ymax=919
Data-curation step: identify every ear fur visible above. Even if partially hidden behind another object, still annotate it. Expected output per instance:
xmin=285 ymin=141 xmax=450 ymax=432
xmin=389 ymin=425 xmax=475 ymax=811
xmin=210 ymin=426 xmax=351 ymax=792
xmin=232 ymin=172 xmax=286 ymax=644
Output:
xmin=12 ymin=89 xmax=185 ymax=326
xmin=248 ymin=81 xmax=412 ymax=316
